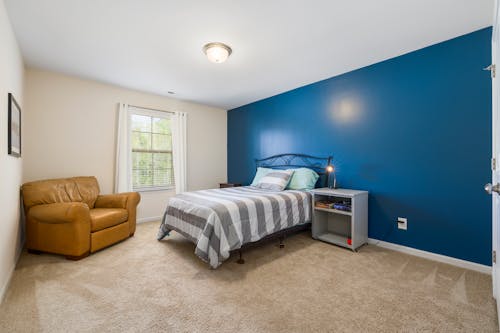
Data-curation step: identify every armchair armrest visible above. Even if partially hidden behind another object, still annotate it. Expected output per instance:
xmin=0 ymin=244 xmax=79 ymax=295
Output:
xmin=95 ymin=192 xmax=141 ymax=235
xmin=29 ymin=202 xmax=90 ymax=224
xmin=26 ymin=202 xmax=91 ymax=257
xmin=95 ymin=192 xmax=140 ymax=209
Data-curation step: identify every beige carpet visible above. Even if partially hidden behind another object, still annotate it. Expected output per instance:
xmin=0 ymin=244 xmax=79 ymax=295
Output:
xmin=0 ymin=221 xmax=497 ymax=333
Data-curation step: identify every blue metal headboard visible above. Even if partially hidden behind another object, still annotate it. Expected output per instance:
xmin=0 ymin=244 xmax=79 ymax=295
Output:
xmin=255 ymin=153 xmax=332 ymax=188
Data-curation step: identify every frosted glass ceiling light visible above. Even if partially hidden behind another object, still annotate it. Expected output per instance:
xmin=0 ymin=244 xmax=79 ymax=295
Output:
xmin=203 ymin=42 xmax=232 ymax=63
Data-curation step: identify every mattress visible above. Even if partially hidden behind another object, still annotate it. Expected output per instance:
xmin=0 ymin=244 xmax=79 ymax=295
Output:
xmin=157 ymin=186 xmax=312 ymax=268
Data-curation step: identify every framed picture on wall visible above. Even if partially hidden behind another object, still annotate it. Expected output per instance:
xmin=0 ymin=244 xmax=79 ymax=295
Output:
xmin=8 ymin=93 xmax=21 ymax=157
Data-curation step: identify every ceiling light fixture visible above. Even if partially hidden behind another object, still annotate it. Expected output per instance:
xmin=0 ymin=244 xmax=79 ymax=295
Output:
xmin=203 ymin=42 xmax=232 ymax=63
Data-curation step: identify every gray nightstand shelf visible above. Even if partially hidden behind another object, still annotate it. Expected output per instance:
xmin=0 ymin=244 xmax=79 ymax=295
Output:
xmin=311 ymin=188 xmax=368 ymax=251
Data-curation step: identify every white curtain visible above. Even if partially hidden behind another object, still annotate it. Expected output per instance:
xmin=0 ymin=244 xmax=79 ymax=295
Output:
xmin=115 ymin=103 xmax=132 ymax=193
xmin=171 ymin=112 xmax=187 ymax=193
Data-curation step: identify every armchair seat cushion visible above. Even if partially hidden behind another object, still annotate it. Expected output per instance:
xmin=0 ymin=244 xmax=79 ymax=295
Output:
xmin=90 ymin=208 xmax=128 ymax=232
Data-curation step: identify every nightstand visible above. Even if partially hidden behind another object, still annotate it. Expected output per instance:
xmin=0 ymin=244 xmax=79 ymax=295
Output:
xmin=311 ymin=188 xmax=368 ymax=251
xmin=219 ymin=183 xmax=242 ymax=188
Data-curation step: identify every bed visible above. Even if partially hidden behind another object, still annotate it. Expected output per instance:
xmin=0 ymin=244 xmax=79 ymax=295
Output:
xmin=157 ymin=154 xmax=332 ymax=268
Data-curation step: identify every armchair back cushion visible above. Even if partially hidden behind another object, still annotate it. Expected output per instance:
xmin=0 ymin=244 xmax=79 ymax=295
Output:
xmin=22 ymin=176 xmax=100 ymax=211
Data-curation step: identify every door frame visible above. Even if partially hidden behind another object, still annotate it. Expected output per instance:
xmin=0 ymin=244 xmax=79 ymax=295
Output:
xmin=492 ymin=0 xmax=499 ymax=306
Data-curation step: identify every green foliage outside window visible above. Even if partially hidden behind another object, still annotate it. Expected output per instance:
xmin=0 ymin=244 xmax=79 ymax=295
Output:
xmin=131 ymin=114 xmax=174 ymax=189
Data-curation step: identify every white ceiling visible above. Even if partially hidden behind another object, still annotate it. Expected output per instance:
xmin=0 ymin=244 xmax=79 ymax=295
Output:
xmin=5 ymin=0 xmax=494 ymax=109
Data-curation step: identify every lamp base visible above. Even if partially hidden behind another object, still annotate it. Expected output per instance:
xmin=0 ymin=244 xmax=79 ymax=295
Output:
xmin=326 ymin=171 xmax=337 ymax=189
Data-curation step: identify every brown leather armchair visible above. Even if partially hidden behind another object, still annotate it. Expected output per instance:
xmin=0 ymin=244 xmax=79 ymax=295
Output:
xmin=21 ymin=176 xmax=140 ymax=260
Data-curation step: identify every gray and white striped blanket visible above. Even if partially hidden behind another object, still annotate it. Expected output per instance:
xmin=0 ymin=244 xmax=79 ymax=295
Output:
xmin=157 ymin=186 xmax=312 ymax=268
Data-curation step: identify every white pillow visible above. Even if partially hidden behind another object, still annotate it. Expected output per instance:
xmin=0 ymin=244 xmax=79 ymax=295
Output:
xmin=255 ymin=170 xmax=294 ymax=191
xmin=250 ymin=167 xmax=274 ymax=186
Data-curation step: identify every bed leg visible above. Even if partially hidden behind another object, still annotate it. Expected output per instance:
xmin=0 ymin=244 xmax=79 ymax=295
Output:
xmin=236 ymin=250 xmax=245 ymax=264
xmin=279 ymin=236 xmax=285 ymax=249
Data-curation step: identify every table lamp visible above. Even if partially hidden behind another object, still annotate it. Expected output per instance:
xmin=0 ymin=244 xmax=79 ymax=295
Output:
xmin=326 ymin=164 xmax=337 ymax=189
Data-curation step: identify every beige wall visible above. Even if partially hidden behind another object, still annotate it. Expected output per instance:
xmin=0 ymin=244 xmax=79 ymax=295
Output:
xmin=0 ymin=0 xmax=24 ymax=301
xmin=24 ymin=69 xmax=227 ymax=221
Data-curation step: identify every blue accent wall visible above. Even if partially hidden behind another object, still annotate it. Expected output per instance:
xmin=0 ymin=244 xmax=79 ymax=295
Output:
xmin=228 ymin=28 xmax=492 ymax=265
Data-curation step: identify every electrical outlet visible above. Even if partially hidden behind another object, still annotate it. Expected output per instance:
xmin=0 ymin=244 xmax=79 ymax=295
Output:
xmin=397 ymin=217 xmax=407 ymax=230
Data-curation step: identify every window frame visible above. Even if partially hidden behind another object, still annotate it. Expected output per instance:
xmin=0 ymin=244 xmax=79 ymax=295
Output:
xmin=128 ymin=106 xmax=175 ymax=192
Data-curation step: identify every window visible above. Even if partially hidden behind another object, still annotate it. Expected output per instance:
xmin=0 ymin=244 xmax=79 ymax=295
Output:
xmin=130 ymin=107 xmax=174 ymax=190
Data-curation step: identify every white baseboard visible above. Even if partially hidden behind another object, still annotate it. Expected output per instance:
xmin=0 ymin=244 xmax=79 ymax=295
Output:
xmin=137 ymin=216 xmax=162 ymax=223
xmin=0 ymin=243 xmax=24 ymax=304
xmin=368 ymin=238 xmax=491 ymax=274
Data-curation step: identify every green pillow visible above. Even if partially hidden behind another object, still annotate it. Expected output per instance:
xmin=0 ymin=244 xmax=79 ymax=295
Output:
xmin=250 ymin=167 xmax=274 ymax=186
xmin=286 ymin=168 xmax=319 ymax=190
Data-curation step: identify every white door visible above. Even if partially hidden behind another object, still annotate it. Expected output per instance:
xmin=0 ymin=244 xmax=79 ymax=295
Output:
xmin=487 ymin=0 xmax=500 ymax=310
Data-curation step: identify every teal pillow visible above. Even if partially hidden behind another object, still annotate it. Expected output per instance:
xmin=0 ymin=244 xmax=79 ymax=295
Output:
xmin=250 ymin=167 xmax=274 ymax=186
xmin=286 ymin=168 xmax=319 ymax=190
